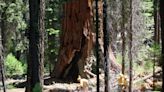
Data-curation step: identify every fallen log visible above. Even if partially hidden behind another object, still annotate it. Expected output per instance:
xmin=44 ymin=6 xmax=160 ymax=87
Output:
xmin=84 ymin=69 xmax=96 ymax=78
xmin=145 ymin=79 xmax=153 ymax=86
xmin=133 ymin=69 xmax=162 ymax=84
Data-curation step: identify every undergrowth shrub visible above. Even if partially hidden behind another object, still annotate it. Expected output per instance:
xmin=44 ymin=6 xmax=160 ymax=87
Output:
xmin=5 ymin=53 xmax=24 ymax=77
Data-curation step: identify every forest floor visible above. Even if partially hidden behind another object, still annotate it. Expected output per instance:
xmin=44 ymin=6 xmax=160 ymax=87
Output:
xmin=5 ymin=88 xmax=25 ymax=92
xmin=0 ymin=68 xmax=162 ymax=92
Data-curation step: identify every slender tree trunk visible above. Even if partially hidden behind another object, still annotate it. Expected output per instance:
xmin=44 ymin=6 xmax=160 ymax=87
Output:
xmin=95 ymin=0 xmax=100 ymax=91
xmin=96 ymin=1 xmax=104 ymax=91
xmin=0 ymin=11 xmax=6 ymax=92
xmin=129 ymin=0 xmax=133 ymax=91
xmin=153 ymin=0 xmax=160 ymax=90
xmin=121 ymin=0 xmax=126 ymax=74
xmin=154 ymin=0 xmax=160 ymax=44
xmin=159 ymin=0 xmax=164 ymax=91
xmin=121 ymin=32 xmax=126 ymax=74
xmin=103 ymin=0 xmax=110 ymax=91
xmin=26 ymin=0 xmax=45 ymax=91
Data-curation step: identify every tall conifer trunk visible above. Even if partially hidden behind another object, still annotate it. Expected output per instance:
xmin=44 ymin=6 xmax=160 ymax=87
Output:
xmin=129 ymin=0 xmax=133 ymax=91
xmin=153 ymin=0 xmax=160 ymax=90
xmin=121 ymin=0 xmax=126 ymax=74
xmin=160 ymin=0 xmax=164 ymax=91
xmin=0 ymin=10 xmax=6 ymax=92
xmin=26 ymin=0 xmax=45 ymax=91
xmin=154 ymin=0 xmax=160 ymax=44
xmin=103 ymin=0 xmax=110 ymax=91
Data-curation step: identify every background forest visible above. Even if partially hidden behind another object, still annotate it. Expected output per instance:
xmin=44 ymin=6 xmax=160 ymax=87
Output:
xmin=0 ymin=0 xmax=163 ymax=92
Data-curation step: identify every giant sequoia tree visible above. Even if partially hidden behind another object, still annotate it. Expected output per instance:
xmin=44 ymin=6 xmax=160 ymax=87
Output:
xmin=26 ymin=0 xmax=45 ymax=91
xmin=50 ymin=0 xmax=121 ymax=83
xmin=51 ymin=0 xmax=94 ymax=81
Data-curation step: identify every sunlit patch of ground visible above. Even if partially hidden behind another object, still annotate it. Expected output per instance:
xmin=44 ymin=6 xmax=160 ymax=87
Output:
xmin=5 ymin=88 xmax=25 ymax=92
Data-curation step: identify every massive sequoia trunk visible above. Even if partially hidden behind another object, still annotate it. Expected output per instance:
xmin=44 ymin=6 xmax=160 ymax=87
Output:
xmin=51 ymin=0 xmax=94 ymax=81
xmin=51 ymin=0 xmax=121 ymax=82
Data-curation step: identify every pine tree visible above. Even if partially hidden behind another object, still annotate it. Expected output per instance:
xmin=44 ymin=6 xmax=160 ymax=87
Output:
xmin=0 ymin=9 xmax=6 ymax=92
xmin=154 ymin=0 xmax=160 ymax=44
xmin=26 ymin=0 xmax=45 ymax=91
xmin=121 ymin=0 xmax=126 ymax=74
xmin=129 ymin=0 xmax=133 ymax=91
xmin=103 ymin=0 xmax=110 ymax=91
xmin=159 ymin=0 xmax=164 ymax=91
xmin=95 ymin=0 xmax=100 ymax=91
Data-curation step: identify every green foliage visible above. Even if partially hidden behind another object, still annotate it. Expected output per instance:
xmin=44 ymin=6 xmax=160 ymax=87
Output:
xmin=5 ymin=0 xmax=26 ymax=29
xmin=148 ymin=43 xmax=161 ymax=64
xmin=142 ymin=1 xmax=153 ymax=14
xmin=1 ymin=0 xmax=28 ymax=56
xmin=44 ymin=0 xmax=63 ymax=69
xmin=46 ymin=28 xmax=59 ymax=35
xmin=15 ymin=40 xmax=28 ymax=53
xmin=142 ymin=0 xmax=154 ymax=38
xmin=6 ymin=84 xmax=16 ymax=89
xmin=134 ymin=43 xmax=160 ymax=74
xmin=3 ymin=0 xmax=27 ymax=30
xmin=32 ymin=83 xmax=42 ymax=92
xmin=5 ymin=53 xmax=25 ymax=77
xmin=144 ymin=60 xmax=153 ymax=70
xmin=22 ymin=62 xmax=27 ymax=73
xmin=44 ymin=63 xmax=49 ymax=73
xmin=0 ymin=1 xmax=6 ymax=12
xmin=148 ymin=43 xmax=161 ymax=57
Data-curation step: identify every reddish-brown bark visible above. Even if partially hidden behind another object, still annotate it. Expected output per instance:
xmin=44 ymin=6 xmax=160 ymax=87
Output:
xmin=51 ymin=0 xmax=121 ymax=82
xmin=51 ymin=0 xmax=94 ymax=81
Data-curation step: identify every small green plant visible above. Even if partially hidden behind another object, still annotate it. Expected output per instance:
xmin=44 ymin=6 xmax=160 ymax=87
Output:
xmin=144 ymin=60 xmax=153 ymax=70
xmin=32 ymin=83 xmax=42 ymax=92
xmin=148 ymin=43 xmax=160 ymax=57
xmin=5 ymin=53 xmax=24 ymax=77
xmin=6 ymin=84 xmax=15 ymax=89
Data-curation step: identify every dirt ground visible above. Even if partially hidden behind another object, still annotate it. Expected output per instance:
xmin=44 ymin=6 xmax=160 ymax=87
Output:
xmin=4 ymin=88 xmax=25 ymax=92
